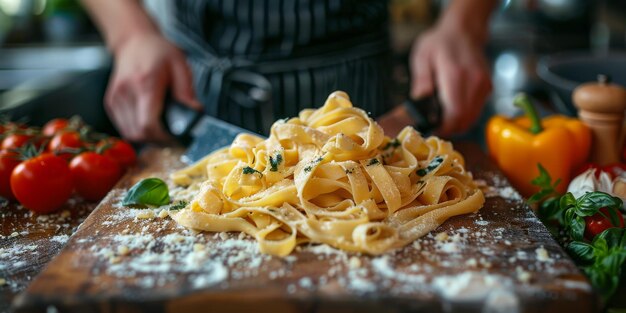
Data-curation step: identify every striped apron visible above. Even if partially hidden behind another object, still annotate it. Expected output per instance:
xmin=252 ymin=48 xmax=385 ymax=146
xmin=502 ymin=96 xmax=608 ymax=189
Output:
xmin=150 ymin=0 xmax=392 ymax=134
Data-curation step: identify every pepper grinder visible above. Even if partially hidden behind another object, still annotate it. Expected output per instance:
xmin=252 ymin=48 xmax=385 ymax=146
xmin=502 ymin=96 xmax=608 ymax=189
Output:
xmin=573 ymin=75 xmax=626 ymax=166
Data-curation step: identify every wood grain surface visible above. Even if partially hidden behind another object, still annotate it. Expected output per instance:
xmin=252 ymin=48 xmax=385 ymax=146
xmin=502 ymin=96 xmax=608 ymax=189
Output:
xmin=11 ymin=143 xmax=600 ymax=313
xmin=1 ymin=196 xmax=96 ymax=313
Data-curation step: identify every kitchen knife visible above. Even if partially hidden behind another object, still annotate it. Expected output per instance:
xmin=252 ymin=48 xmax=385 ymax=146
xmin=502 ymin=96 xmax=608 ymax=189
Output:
xmin=403 ymin=90 xmax=443 ymax=135
xmin=163 ymin=99 xmax=252 ymax=163
xmin=164 ymin=92 xmax=443 ymax=163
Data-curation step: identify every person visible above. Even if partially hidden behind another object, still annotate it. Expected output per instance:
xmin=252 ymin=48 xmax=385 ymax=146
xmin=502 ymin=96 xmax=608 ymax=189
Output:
xmin=81 ymin=0 xmax=495 ymax=142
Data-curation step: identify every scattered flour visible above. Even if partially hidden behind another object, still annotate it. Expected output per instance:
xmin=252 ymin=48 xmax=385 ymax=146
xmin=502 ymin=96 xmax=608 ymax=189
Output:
xmin=432 ymin=272 xmax=513 ymax=301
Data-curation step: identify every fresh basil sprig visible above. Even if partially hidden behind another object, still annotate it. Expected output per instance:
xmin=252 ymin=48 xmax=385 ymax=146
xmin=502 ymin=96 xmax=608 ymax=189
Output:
xmin=567 ymin=228 xmax=626 ymax=300
xmin=529 ymin=166 xmax=626 ymax=301
xmin=529 ymin=164 xmax=564 ymax=227
xmin=122 ymin=178 xmax=170 ymax=207
xmin=561 ymin=192 xmax=623 ymax=241
xmin=528 ymin=164 xmax=561 ymax=204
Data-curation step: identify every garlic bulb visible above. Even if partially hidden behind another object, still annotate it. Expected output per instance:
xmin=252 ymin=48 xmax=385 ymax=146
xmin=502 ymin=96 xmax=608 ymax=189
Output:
xmin=567 ymin=169 xmax=626 ymax=209
xmin=567 ymin=169 xmax=613 ymax=199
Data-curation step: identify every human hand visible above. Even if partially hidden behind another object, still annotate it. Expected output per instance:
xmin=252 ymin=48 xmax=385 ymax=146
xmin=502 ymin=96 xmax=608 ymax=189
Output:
xmin=105 ymin=32 xmax=202 ymax=142
xmin=410 ymin=19 xmax=492 ymax=136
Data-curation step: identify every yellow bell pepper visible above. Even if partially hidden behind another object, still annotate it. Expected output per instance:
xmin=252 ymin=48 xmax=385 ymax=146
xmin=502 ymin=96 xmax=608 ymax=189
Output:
xmin=486 ymin=94 xmax=591 ymax=197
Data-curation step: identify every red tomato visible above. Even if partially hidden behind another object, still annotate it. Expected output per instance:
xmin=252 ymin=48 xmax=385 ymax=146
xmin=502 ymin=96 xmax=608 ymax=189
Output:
xmin=11 ymin=154 xmax=74 ymax=213
xmin=48 ymin=131 xmax=83 ymax=160
xmin=584 ymin=207 xmax=625 ymax=240
xmin=1 ymin=134 xmax=34 ymax=150
xmin=0 ymin=150 xmax=21 ymax=200
xmin=69 ymin=152 xmax=122 ymax=201
xmin=42 ymin=118 xmax=69 ymax=137
xmin=98 ymin=138 xmax=136 ymax=169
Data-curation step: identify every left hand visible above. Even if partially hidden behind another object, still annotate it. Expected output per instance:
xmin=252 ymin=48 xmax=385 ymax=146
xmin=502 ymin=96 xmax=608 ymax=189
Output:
xmin=409 ymin=20 xmax=492 ymax=136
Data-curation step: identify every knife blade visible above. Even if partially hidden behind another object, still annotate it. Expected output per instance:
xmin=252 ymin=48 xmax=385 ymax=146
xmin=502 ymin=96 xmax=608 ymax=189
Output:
xmin=163 ymin=99 xmax=252 ymax=163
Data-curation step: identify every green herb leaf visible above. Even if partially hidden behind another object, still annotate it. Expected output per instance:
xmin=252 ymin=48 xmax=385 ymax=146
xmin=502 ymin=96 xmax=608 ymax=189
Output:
xmin=529 ymin=163 xmax=563 ymax=205
xmin=416 ymin=156 xmax=443 ymax=176
xmin=602 ymin=250 xmax=626 ymax=274
xmin=530 ymin=163 xmax=553 ymax=191
xmin=382 ymin=138 xmax=400 ymax=150
xmin=575 ymin=192 xmax=622 ymax=217
xmin=570 ymin=215 xmax=586 ymax=241
xmin=567 ymin=241 xmax=595 ymax=264
xmin=169 ymin=200 xmax=188 ymax=211
xmin=122 ymin=178 xmax=170 ymax=207
xmin=537 ymin=197 xmax=563 ymax=222
xmin=585 ymin=264 xmax=620 ymax=300
xmin=367 ymin=158 xmax=380 ymax=166
xmin=559 ymin=192 xmax=577 ymax=211
xmin=269 ymin=153 xmax=283 ymax=172
xmin=242 ymin=166 xmax=263 ymax=176
xmin=596 ymin=228 xmax=625 ymax=250
xmin=593 ymin=237 xmax=609 ymax=258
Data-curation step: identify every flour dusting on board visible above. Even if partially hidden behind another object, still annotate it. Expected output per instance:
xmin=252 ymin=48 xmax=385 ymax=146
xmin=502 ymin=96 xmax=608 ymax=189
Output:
xmin=0 ymin=199 xmax=92 ymax=293
xmin=68 ymin=177 xmax=588 ymax=307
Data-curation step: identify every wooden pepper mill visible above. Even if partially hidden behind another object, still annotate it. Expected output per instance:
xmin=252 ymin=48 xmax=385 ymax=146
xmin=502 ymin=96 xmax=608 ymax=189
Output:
xmin=573 ymin=74 xmax=626 ymax=166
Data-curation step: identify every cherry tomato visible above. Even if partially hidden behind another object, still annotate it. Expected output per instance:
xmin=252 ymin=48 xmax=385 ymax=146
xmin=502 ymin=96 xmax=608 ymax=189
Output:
xmin=1 ymin=134 xmax=34 ymax=150
xmin=42 ymin=118 xmax=69 ymax=137
xmin=584 ymin=207 xmax=625 ymax=240
xmin=98 ymin=138 xmax=136 ymax=169
xmin=48 ymin=131 xmax=83 ymax=160
xmin=11 ymin=153 xmax=74 ymax=213
xmin=0 ymin=150 xmax=21 ymax=200
xmin=69 ymin=152 xmax=122 ymax=201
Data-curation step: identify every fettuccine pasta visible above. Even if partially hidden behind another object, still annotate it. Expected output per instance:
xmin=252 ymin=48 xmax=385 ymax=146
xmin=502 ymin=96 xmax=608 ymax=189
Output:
xmin=170 ymin=91 xmax=484 ymax=256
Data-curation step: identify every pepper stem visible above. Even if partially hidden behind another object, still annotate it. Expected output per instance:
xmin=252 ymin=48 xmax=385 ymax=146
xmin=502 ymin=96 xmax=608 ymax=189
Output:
xmin=514 ymin=93 xmax=543 ymax=134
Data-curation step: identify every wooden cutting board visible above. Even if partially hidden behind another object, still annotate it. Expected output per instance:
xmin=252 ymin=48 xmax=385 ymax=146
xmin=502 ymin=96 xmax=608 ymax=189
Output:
xmin=1 ymin=192 xmax=96 ymax=313
xmin=11 ymin=143 xmax=599 ymax=313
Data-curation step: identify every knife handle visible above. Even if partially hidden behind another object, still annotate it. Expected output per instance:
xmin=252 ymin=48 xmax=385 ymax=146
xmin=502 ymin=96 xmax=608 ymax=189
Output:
xmin=403 ymin=90 xmax=443 ymax=135
xmin=162 ymin=95 xmax=203 ymax=146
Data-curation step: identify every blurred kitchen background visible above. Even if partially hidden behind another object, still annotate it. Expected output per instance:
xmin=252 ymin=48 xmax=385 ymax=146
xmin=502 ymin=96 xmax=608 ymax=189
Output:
xmin=0 ymin=0 xmax=625 ymax=141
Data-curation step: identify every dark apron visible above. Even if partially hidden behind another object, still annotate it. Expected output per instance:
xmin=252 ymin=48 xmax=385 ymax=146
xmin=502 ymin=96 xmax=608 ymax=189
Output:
xmin=162 ymin=0 xmax=392 ymax=134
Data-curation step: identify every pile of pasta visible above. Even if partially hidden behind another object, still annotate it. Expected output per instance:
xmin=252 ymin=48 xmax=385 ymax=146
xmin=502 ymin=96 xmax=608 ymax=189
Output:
xmin=170 ymin=91 xmax=484 ymax=256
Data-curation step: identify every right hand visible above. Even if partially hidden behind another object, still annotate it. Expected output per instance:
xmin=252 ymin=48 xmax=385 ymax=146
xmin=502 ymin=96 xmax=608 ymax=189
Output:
xmin=105 ymin=32 xmax=202 ymax=142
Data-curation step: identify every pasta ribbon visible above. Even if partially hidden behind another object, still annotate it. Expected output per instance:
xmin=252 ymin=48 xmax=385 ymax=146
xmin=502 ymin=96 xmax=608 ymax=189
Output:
xmin=170 ymin=91 xmax=484 ymax=256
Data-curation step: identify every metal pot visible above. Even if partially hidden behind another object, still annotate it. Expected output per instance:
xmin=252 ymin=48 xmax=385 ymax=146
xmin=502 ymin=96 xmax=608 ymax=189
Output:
xmin=537 ymin=51 xmax=626 ymax=115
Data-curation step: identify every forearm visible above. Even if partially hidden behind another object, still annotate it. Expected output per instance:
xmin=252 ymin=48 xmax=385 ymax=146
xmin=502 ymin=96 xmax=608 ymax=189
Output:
xmin=438 ymin=0 xmax=499 ymax=44
xmin=81 ymin=0 xmax=159 ymax=52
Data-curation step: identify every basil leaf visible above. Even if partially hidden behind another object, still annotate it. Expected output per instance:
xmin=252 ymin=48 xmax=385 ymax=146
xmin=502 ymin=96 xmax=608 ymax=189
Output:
xmin=559 ymin=192 xmax=577 ymax=211
xmin=528 ymin=188 xmax=553 ymax=205
xmin=596 ymin=228 xmax=625 ymax=249
xmin=593 ymin=237 xmax=609 ymax=258
xmin=537 ymin=197 xmax=563 ymax=221
xmin=530 ymin=163 xmax=552 ymax=191
xmin=567 ymin=241 xmax=595 ymax=264
xmin=601 ymin=250 xmax=626 ymax=274
xmin=575 ymin=192 xmax=622 ymax=217
xmin=570 ymin=215 xmax=585 ymax=241
xmin=122 ymin=178 xmax=170 ymax=207
xmin=585 ymin=265 xmax=619 ymax=300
